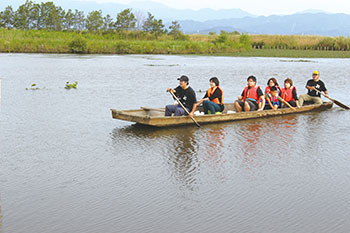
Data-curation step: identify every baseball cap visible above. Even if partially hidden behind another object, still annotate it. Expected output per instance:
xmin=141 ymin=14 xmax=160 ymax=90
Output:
xmin=312 ymin=70 xmax=319 ymax=75
xmin=177 ymin=75 xmax=189 ymax=82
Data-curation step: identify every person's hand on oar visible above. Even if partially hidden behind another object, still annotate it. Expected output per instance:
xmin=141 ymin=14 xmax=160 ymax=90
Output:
xmin=169 ymin=90 xmax=200 ymax=127
xmin=166 ymin=88 xmax=175 ymax=93
xmin=312 ymin=86 xmax=329 ymax=98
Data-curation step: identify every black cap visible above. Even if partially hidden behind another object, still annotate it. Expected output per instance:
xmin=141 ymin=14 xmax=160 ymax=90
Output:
xmin=177 ymin=75 xmax=189 ymax=82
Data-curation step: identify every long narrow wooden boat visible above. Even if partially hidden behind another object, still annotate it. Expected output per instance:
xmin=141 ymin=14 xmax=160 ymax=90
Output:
xmin=111 ymin=102 xmax=333 ymax=127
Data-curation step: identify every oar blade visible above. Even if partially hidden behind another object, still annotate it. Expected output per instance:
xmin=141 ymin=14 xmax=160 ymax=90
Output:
xmin=332 ymin=99 xmax=350 ymax=109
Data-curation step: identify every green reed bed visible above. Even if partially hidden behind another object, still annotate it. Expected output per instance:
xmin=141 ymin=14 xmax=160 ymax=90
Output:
xmin=227 ymin=48 xmax=350 ymax=58
xmin=2 ymin=29 xmax=350 ymax=57
xmin=0 ymin=29 xmax=248 ymax=54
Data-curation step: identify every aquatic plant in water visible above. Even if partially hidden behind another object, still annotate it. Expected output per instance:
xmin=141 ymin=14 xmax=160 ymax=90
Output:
xmin=25 ymin=83 xmax=40 ymax=90
xmin=65 ymin=81 xmax=78 ymax=89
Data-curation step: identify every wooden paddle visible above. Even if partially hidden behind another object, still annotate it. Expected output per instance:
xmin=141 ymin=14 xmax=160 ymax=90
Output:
xmin=314 ymin=89 xmax=349 ymax=110
xmin=279 ymin=93 xmax=297 ymax=111
xmin=281 ymin=98 xmax=296 ymax=111
xmin=169 ymin=90 xmax=200 ymax=127
xmin=267 ymin=94 xmax=296 ymax=111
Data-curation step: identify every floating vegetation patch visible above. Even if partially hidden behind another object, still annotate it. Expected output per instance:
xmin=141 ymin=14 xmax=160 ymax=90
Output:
xmin=25 ymin=83 xmax=40 ymax=90
xmin=65 ymin=81 xmax=78 ymax=89
xmin=280 ymin=59 xmax=314 ymax=63
xmin=144 ymin=64 xmax=180 ymax=67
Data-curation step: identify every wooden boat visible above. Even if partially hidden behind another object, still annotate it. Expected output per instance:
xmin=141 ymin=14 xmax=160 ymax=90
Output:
xmin=111 ymin=102 xmax=333 ymax=127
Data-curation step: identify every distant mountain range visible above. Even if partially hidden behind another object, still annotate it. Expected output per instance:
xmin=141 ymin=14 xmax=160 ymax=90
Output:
xmin=0 ymin=0 xmax=255 ymax=21
xmin=1 ymin=0 xmax=349 ymax=36
xmin=176 ymin=13 xmax=350 ymax=36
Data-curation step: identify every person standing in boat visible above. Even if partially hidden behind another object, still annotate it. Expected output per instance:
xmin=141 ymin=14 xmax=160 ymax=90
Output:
xmin=234 ymin=75 xmax=265 ymax=112
xmin=191 ymin=77 xmax=224 ymax=115
xmin=265 ymin=77 xmax=281 ymax=95
xmin=298 ymin=70 xmax=329 ymax=106
xmin=165 ymin=75 xmax=197 ymax=117
xmin=281 ymin=78 xmax=300 ymax=108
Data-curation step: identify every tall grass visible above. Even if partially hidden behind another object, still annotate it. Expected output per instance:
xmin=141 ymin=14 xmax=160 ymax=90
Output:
xmin=0 ymin=29 xmax=248 ymax=54
xmin=1 ymin=29 xmax=350 ymax=56
xmin=249 ymin=34 xmax=350 ymax=50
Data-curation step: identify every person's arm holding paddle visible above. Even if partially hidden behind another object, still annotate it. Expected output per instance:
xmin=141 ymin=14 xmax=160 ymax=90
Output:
xmin=279 ymin=96 xmax=296 ymax=111
xmin=165 ymin=75 xmax=200 ymax=126
xmin=308 ymin=85 xmax=329 ymax=98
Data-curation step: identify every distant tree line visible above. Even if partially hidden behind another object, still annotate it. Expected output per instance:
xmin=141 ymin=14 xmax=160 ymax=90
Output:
xmin=0 ymin=0 xmax=186 ymax=39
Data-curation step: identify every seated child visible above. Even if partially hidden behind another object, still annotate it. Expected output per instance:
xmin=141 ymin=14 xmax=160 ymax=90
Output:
xmin=265 ymin=86 xmax=297 ymax=111
xmin=264 ymin=86 xmax=282 ymax=110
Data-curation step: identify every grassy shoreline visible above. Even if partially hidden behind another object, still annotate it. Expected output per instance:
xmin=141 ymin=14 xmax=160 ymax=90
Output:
xmin=3 ymin=48 xmax=350 ymax=58
xmin=1 ymin=29 xmax=350 ymax=58
xmin=213 ymin=49 xmax=350 ymax=58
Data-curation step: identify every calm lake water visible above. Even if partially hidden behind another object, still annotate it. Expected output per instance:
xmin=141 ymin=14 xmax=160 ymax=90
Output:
xmin=1 ymin=54 xmax=350 ymax=233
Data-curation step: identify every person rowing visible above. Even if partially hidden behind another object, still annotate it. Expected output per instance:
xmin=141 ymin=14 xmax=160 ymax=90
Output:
xmin=165 ymin=75 xmax=197 ymax=117
xmin=191 ymin=77 xmax=224 ymax=116
xmin=298 ymin=70 xmax=329 ymax=106
xmin=234 ymin=75 xmax=265 ymax=112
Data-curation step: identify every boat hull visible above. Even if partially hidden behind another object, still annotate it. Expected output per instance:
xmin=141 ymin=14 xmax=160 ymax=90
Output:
xmin=111 ymin=102 xmax=333 ymax=127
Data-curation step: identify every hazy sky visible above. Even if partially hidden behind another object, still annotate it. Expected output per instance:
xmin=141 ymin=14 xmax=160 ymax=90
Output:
xmin=83 ymin=0 xmax=350 ymax=15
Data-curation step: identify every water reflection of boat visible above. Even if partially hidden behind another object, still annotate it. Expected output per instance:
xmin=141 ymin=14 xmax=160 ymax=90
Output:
xmin=237 ymin=115 xmax=298 ymax=170
xmin=111 ymin=125 xmax=201 ymax=191
xmin=111 ymin=102 xmax=333 ymax=127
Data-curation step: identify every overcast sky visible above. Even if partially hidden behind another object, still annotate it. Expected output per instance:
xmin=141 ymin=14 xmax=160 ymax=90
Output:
xmin=83 ymin=0 xmax=350 ymax=15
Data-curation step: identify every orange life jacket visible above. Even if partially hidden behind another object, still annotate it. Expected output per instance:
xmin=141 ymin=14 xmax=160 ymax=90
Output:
xmin=207 ymin=86 xmax=224 ymax=105
xmin=243 ymin=85 xmax=261 ymax=102
xmin=281 ymin=86 xmax=297 ymax=102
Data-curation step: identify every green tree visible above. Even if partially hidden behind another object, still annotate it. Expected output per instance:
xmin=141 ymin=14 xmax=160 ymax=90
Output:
xmin=63 ymin=9 xmax=74 ymax=30
xmin=239 ymin=33 xmax=251 ymax=50
xmin=168 ymin=20 xmax=186 ymax=40
xmin=29 ymin=3 xmax=42 ymax=29
xmin=103 ymin=14 xmax=114 ymax=31
xmin=73 ymin=10 xmax=85 ymax=31
xmin=13 ymin=0 xmax=34 ymax=30
xmin=39 ymin=2 xmax=64 ymax=31
xmin=115 ymin=8 xmax=136 ymax=31
xmin=142 ymin=12 xmax=166 ymax=38
xmin=86 ymin=10 xmax=103 ymax=31
xmin=214 ymin=30 xmax=228 ymax=44
xmin=0 ymin=6 xmax=15 ymax=28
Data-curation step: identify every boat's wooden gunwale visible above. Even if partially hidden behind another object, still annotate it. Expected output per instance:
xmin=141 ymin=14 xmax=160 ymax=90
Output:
xmin=111 ymin=102 xmax=333 ymax=127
